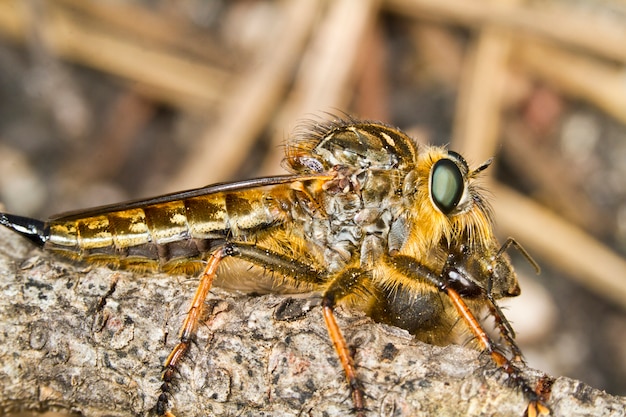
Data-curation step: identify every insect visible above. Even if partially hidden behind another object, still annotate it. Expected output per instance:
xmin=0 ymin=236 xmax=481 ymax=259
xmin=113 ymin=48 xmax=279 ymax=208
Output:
xmin=0 ymin=116 xmax=549 ymax=416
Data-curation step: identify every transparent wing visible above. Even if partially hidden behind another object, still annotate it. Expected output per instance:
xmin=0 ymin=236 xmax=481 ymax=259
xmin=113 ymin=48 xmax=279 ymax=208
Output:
xmin=49 ymin=174 xmax=327 ymax=221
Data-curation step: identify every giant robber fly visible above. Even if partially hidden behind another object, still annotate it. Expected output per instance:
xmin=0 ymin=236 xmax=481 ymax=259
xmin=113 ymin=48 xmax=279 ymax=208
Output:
xmin=0 ymin=116 xmax=549 ymax=416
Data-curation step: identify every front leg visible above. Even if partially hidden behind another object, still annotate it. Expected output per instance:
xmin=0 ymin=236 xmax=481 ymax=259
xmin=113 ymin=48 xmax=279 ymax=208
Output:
xmin=386 ymin=254 xmax=550 ymax=416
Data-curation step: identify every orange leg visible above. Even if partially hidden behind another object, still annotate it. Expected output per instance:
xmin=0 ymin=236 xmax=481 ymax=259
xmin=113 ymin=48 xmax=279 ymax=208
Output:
xmin=446 ymin=288 xmax=550 ymax=417
xmin=322 ymin=304 xmax=366 ymax=417
xmin=157 ymin=247 xmax=228 ymax=416
xmin=320 ymin=268 xmax=369 ymax=416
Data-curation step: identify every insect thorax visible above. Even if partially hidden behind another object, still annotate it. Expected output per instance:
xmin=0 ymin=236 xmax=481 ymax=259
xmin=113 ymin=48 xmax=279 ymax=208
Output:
xmin=293 ymin=166 xmax=407 ymax=273
xmin=286 ymin=119 xmax=434 ymax=274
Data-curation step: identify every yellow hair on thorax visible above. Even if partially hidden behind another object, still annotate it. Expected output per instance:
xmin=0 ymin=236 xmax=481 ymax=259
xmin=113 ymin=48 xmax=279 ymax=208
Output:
xmin=400 ymin=145 xmax=495 ymax=259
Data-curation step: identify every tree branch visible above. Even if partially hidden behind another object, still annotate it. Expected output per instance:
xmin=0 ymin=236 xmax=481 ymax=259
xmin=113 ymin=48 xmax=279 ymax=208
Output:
xmin=0 ymin=227 xmax=624 ymax=416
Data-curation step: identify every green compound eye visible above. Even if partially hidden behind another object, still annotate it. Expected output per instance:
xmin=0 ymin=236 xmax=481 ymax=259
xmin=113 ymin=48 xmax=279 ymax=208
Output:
xmin=431 ymin=158 xmax=464 ymax=215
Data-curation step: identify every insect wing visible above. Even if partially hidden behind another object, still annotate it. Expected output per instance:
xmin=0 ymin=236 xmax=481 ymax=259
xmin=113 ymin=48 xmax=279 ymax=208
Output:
xmin=48 ymin=174 xmax=322 ymax=221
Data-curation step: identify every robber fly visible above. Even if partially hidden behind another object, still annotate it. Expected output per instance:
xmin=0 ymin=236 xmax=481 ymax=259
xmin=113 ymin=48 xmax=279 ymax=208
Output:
xmin=0 ymin=116 xmax=550 ymax=416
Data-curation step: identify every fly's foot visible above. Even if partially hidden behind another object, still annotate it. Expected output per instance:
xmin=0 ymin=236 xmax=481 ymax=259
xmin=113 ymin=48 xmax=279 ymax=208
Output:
xmin=155 ymin=380 xmax=171 ymax=416
xmin=526 ymin=400 xmax=551 ymax=417
xmin=525 ymin=375 xmax=554 ymax=416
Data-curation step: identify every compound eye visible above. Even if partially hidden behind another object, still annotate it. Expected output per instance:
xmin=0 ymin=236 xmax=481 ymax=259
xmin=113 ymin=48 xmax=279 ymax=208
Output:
xmin=431 ymin=158 xmax=464 ymax=214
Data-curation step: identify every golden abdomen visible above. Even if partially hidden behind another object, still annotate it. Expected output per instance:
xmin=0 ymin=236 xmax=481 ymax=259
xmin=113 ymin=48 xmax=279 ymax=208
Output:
xmin=44 ymin=190 xmax=287 ymax=272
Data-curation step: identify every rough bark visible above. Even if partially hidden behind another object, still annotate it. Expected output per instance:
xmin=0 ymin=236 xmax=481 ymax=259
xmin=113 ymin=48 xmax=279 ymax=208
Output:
xmin=0 ymin=227 xmax=624 ymax=417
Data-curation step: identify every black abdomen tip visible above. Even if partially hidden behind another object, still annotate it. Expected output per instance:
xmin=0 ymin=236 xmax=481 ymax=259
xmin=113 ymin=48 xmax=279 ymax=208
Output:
xmin=0 ymin=213 xmax=48 ymax=247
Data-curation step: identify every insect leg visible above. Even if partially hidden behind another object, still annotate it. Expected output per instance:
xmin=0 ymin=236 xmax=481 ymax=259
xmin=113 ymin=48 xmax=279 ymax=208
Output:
xmin=445 ymin=289 xmax=549 ymax=417
xmin=230 ymin=242 xmax=325 ymax=287
xmin=321 ymin=268 xmax=371 ymax=417
xmin=388 ymin=255 xmax=549 ymax=416
xmin=220 ymin=243 xmax=369 ymax=412
xmin=485 ymin=293 xmax=524 ymax=361
xmin=498 ymin=237 xmax=541 ymax=275
xmin=157 ymin=242 xmax=323 ymax=416
xmin=157 ymin=245 xmax=232 ymax=417
xmin=197 ymin=243 xmax=370 ymax=412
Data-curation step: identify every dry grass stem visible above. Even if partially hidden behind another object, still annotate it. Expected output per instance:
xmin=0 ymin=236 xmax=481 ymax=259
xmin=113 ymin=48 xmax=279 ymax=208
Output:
xmin=516 ymin=41 xmax=626 ymax=125
xmin=0 ymin=0 xmax=229 ymax=110
xmin=262 ymin=0 xmax=382 ymax=175
xmin=166 ymin=0 xmax=321 ymax=190
xmin=451 ymin=24 xmax=513 ymax=165
xmin=493 ymin=183 xmax=626 ymax=310
xmin=385 ymin=0 xmax=626 ymax=63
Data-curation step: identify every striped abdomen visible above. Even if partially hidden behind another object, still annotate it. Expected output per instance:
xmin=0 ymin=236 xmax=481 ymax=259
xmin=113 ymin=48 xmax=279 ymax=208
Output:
xmin=44 ymin=189 xmax=290 ymax=272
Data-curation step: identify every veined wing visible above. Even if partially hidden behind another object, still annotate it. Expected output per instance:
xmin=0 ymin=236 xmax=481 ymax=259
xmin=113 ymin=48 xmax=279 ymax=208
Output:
xmin=49 ymin=174 xmax=330 ymax=221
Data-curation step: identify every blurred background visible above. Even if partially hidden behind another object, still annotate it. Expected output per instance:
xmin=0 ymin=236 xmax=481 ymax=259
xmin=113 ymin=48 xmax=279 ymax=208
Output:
xmin=0 ymin=0 xmax=624 ymax=412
